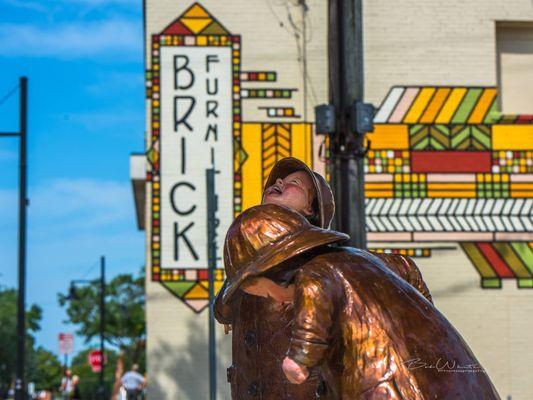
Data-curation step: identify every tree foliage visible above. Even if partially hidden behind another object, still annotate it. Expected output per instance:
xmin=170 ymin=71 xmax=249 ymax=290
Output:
xmin=27 ymin=346 xmax=64 ymax=391
xmin=0 ymin=287 xmax=63 ymax=394
xmin=57 ymin=268 xmax=146 ymax=397
xmin=59 ymin=268 xmax=145 ymax=349
xmin=58 ymin=268 xmax=146 ymax=367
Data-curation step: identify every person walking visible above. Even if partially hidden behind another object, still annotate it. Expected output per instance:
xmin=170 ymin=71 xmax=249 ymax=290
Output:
xmin=59 ymin=369 xmax=73 ymax=400
xmin=120 ymin=364 xmax=145 ymax=400
xmin=70 ymin=375 xmax=81 ymax=400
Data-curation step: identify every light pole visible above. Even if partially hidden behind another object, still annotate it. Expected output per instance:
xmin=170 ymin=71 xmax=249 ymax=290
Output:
xmin=67 ymin=255 xmax=106 ymax=399
xmin=206 ymin=168 xmax=218 ymax=400
xmin=316 ymin=1 xmax=374 ymax=249
xmin=0 ymin=77 xmax=28 ymax=400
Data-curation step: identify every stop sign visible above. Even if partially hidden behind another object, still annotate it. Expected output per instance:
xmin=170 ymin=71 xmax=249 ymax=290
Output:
xmin=88 ymin=350 xmax=103 ymax=372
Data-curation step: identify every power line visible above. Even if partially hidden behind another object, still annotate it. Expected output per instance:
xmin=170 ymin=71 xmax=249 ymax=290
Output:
xmin=0 ymin=84 xmax=20 ymax=108
xmin=79 ymin=260 xmax=100 ymax=280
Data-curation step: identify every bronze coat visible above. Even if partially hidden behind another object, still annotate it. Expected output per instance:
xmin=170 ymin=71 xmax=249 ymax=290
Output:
xmin=288 ymin=247 xmax=501 ymax=399
xmin=215 ymin=251 xmax=434 ymax=399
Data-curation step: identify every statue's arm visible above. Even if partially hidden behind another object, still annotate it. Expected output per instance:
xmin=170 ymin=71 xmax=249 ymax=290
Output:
xmin=214 ymin=279 xmax=234 ymax=325
xmin=286 ymin=266 xmax=335 ymax=368
xmin=373 ymin=253 xmax=433 ymax=304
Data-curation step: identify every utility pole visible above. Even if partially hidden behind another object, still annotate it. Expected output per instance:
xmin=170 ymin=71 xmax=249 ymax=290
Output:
xmin=16 ymin=76 xmax=28 ymax=400
xmin=0 ymin=77 xmax=29 ymax=400
xmin=99 ymin=255 xmax=106 ymax=399
xmin=206 ymin=168 xmax=218 ymax=400
xmin=318 ymin=0 xmax=373 ymax=249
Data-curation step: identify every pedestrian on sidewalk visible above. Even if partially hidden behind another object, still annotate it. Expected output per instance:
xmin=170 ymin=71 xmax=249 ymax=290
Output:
xmin=70 ymin=375 xmax=81 ymax=400
xmin=120 ymin=364 xmax=145 ymax=400
xmin=59 ymin=369 xmax=73 ymax=400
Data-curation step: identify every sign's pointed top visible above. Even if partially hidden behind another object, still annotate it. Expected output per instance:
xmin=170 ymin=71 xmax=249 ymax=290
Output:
xmin=183 ymin=3 xmax=210 ymax=18
xmin=161 ymin=2 xmax=230 ymax=36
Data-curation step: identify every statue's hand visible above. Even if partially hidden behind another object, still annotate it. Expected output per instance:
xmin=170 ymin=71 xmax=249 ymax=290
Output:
xmin=282 ymin=356 xmax=309 ymax=384
xmin=224 ymin=324 xmax=232 ymax=334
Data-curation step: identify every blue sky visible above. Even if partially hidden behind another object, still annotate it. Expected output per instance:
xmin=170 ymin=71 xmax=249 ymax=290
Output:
xmin=0 ymin=0 xmax=145 ymax=355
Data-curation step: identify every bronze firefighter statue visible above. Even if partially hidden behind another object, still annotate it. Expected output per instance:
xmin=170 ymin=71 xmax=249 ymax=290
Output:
xmin=215 ymin=158 xmax=499 ymax=399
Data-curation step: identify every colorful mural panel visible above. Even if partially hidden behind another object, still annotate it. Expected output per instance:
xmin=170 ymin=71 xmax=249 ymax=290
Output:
xmin=146 ymin=5 xmax=533 ymax=312
xmin=369 ymin=86 xmax=533 ymax=288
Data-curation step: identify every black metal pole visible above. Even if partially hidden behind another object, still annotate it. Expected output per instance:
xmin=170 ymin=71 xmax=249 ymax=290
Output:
xmin=99 ymin=255 xmax=106 ymax=399
xmin=15 ymin=76 xmax=28 ymax=400
xmin=328 ymin=0 xmax=367 ymax=249
xmin=206 ymin=168 xmax=217 ymax=400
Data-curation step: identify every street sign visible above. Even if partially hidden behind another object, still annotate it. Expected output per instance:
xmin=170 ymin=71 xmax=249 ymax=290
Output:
xmin=88 ymin=350 xmax=103 ymax=373
xmin=58 ymin=333 xmax=74 ymax=355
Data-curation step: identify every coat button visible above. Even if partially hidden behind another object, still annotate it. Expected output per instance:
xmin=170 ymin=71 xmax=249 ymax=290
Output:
xmin=244 ymin=331 xmax=256 ymax=347
xmin=247 ymin=381 xmax=259 ymax=396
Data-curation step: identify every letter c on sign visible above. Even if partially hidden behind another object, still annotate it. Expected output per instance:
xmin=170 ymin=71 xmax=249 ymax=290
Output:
xmin=170 ymin=182 xmax=196 ymax=216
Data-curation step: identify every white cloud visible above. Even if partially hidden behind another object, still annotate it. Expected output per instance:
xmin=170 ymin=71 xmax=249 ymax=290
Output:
xmin=0 ymin=19 xmax=142 ymax=59
xmin=28 ymin=178 xmax=134 ymax=229
xmin=0 ymin=178 xmax=135 ymax=241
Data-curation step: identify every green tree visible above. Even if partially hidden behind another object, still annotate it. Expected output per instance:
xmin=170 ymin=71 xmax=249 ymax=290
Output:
xmin=27 ymin=346 xmax=64 ymax=391
xmin=58 ymin=268 xmax=146 ymax=368
xmin=0 ymin=287 xmax=63 ymax=394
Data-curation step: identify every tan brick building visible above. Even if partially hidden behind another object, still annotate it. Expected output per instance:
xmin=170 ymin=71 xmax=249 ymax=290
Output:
xmin=131 ymin=1 xmax=533 ymax=398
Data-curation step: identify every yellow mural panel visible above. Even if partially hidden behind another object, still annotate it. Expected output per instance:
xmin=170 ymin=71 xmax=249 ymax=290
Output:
xmin=427 ymin=191 xmax=476 ymax=198
xmin=290 ymin=123 xmax=313 ymax=166
xmin=435 ymin=88 xmax=467 ymax=124
xmin=427 ymin=183 xmax=476 ymax=190
xmin=365 ymin=183 xmax=393 ymax=190
xmin=241 ymin=123 xmax=314 ymax=212
xmin=492 ymin=125 xmax=533 ymax=150
xmin=242 ymin=123 xmax=263 ymax=211
xmin=367 ymin=124 xmax=409 ymax=149
xmin=403 ymin=87 xmax=436 ymax=123
xmin=366 ymin=191 xmax=394 ymax=198
xmin=180 ymin=17 xmax=212 ymax=33
xmin=468 ymin=88 xmax=496 ymax=124
xmin=184 ymin=3 xmax=210 ymax=18
xmin=420 ymin=88 xmax=451 ymax=123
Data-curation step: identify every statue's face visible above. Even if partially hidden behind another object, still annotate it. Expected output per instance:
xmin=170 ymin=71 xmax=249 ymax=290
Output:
xmin=262 ymin=170 xmax=316 ymax=218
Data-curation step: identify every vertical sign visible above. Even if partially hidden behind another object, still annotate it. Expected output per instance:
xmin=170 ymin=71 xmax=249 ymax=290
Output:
xmin=58 ymin=333 xmax=74 ymax=355
xmin=147 ymin=4 xmax=242 ymax=311
xmin=159 ymin=47 xmax=233 ymax=269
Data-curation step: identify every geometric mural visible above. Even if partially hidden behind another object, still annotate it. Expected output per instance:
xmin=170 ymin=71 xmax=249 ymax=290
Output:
xmin=366 ymin=199 xmax=532 ymax=233
xmin=146 ymin=4 xmax=533 ymax=312
xmin=369 ymin=86 xmax=533 ymax=289
xmin=461 ymin=242 xmax=533 ymax=288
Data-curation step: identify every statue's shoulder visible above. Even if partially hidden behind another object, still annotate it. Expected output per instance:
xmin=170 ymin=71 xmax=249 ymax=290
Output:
xmin=296 ymin=247 xmax=348 ymax=278
xmin=309 ymin=245 xmax=373 ymax=264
